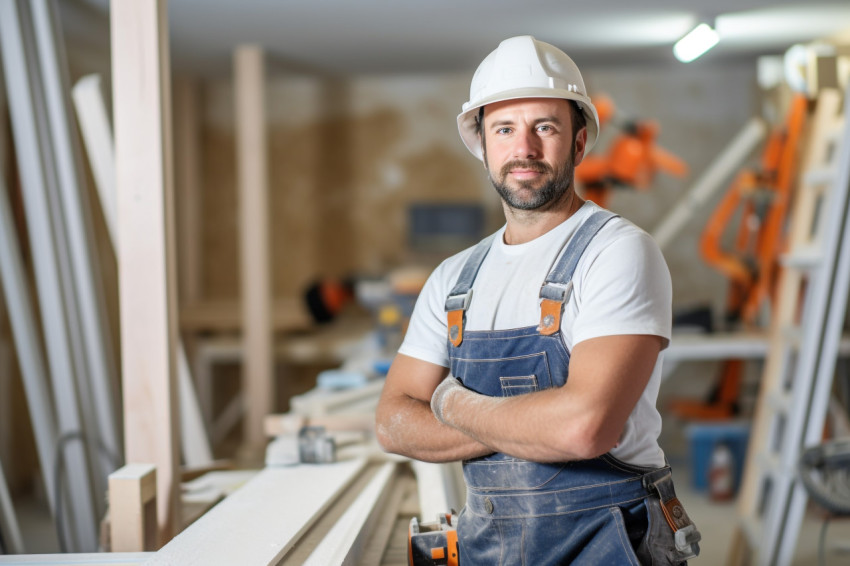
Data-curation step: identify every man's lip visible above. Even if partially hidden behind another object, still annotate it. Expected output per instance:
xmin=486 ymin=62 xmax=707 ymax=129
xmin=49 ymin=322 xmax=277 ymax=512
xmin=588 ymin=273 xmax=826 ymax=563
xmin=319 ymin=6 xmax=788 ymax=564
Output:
xmin=510 ymin=168 xmax=542 ymax=176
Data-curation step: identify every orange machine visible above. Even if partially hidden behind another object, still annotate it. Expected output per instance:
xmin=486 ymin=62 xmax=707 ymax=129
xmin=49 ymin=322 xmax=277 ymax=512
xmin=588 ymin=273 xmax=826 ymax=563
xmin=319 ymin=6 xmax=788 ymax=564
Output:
xmin=700 ymin=94 xmax=809 ymax=327
xmin=671 ymin=93 xmax=809 ymax=421
xmin=576 ymin=95 xmax=688 ymax=208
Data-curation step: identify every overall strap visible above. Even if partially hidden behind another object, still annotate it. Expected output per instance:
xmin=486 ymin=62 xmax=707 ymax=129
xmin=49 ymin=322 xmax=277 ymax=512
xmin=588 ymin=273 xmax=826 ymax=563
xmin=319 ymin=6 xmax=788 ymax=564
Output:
xmin=539 ymin=209 xmax=618 ymax=335
xmin=444 ymin=233 xmax=497 ymax=347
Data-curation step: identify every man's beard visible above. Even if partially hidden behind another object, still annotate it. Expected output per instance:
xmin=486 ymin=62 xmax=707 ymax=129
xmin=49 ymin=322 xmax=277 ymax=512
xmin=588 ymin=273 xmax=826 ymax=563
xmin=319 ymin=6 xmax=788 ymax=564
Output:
xmin=487 ymin=153 xmax=576 ymax=211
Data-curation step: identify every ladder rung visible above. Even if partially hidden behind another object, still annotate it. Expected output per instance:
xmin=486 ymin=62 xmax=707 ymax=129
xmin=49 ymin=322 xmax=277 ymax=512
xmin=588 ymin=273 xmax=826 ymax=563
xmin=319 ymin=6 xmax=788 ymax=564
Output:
xmin=756 ymin=452 xmax=780 ymax=473
xmin=780 ymin=325 xmax=802 ymax=347
xmin=780 ymin=247 xmax=822 ymax=268
xmin=803 ymin=167 xmax=835 ymax=186
xmin=765 ymin=390 xmax=791 ymax=412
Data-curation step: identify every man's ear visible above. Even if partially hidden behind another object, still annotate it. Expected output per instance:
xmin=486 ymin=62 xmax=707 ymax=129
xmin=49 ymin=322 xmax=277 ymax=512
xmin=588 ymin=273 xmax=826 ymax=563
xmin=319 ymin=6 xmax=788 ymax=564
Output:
xmin=573 ymin=127 xmax=588 ymax=166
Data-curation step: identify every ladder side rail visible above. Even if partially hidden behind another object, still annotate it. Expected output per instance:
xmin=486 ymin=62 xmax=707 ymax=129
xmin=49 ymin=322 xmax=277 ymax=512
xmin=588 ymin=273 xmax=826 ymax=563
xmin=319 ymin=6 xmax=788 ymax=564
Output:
xmin=730 ymin=88 xmax=844 ymax=565
xmin=774 ymin=84 xmax=850 ymax=566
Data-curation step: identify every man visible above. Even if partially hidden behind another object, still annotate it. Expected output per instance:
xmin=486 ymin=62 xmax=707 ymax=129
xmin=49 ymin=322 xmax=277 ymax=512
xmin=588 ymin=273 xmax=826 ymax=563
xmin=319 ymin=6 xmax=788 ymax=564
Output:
xmin=376 ymin=36 xmax=699 ymax=565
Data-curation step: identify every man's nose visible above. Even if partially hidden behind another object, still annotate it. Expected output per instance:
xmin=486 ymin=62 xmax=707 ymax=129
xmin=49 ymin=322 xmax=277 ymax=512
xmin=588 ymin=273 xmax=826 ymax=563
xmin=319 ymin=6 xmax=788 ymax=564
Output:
xmin=512 ymin=128 xmax=541 ymax=159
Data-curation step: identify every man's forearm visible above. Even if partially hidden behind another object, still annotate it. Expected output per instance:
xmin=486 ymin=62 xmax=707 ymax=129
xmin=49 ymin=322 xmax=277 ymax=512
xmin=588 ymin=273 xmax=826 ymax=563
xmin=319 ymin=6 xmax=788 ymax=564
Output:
xmin=433 ymin=380 xmax=605 ymax=462
xmin=375 ymin=393 xmax=493 ymax=463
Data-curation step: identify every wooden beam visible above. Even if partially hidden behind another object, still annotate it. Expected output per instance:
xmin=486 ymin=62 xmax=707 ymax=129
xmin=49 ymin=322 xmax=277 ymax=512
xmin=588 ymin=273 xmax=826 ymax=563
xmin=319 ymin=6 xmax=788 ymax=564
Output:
xmin=111 ymin=0 xmax=180 ymax=544
xmin=234 ymin=45 xmax=273 ymax=461
xmin=109 ymin=464 xmax=158 ymax=552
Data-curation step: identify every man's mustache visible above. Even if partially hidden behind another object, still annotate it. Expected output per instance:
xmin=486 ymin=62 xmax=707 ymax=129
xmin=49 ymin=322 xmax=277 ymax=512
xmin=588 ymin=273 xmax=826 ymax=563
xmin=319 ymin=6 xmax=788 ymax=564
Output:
xmin=499 ymin=160 xmax=552 ymax=178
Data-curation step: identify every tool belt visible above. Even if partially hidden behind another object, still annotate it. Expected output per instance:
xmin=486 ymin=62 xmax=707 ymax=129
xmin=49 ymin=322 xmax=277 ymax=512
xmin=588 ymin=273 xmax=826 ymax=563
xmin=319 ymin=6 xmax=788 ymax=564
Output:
xmin=636 ymin=467 xmax=701 ymax=565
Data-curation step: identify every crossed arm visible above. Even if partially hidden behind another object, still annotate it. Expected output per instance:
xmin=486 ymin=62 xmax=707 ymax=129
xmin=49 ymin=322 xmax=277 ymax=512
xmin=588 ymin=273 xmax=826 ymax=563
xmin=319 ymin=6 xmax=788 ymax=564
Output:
xmin=375 ymin=334 xmax=663 ymax=463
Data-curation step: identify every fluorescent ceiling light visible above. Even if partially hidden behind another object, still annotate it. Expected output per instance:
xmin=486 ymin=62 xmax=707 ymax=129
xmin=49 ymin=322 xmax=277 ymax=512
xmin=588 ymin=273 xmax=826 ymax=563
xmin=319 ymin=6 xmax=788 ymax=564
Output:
xmin=673 ymin=23 xmax=719 ymax=62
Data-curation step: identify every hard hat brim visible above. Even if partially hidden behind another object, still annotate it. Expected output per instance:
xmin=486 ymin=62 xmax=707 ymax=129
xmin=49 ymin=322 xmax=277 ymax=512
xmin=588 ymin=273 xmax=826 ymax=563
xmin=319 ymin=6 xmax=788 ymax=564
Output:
xmin=457 ymin=87 xmax=600 ymax=161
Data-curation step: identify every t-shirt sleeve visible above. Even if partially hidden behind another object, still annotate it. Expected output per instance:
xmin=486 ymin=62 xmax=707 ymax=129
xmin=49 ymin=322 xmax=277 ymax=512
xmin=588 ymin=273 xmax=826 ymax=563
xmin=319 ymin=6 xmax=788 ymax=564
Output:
xmin=397 ymin=264 xmax=451 ymax=368
xmin=571 ymin=229 xmax=672 ymax=349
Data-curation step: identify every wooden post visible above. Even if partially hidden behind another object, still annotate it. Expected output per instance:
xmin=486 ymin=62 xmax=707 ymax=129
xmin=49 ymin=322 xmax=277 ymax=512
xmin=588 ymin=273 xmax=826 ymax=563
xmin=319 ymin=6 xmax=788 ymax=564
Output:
xmin=174 ymin=78 xmax=203 ymax=309
xmin=111 ymin=0 xmax=180 ymax=544
xmin=109 ymin=463 xmax=158 ymax=552
xmin=234 ymin=45 xmax=273 ymax=462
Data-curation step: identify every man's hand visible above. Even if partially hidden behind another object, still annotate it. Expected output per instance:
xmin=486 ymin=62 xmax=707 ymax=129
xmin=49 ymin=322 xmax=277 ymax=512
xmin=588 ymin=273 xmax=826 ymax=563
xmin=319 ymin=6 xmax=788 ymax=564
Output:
xmin=375 ymin=354 xmax=494 ymax=463
xmin=430 ymin=375 xmax=467 ymax=424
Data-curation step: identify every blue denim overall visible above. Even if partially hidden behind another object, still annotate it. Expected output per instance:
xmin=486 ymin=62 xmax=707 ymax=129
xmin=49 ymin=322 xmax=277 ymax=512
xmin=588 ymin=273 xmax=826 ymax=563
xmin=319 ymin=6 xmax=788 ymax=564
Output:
xmin=444 ymin=210 xmax=657 ymax=565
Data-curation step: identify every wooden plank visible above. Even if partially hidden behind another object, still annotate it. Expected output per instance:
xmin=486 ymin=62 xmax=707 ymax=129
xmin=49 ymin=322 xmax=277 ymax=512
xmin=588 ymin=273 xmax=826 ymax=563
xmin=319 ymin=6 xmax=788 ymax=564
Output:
xmin=71 ymin=70 xmax=213 ymax=473
xmin=264 ymin=413 xmax=376 ymax=437
xmin=177 ymin=343 xmax=213 ymax=468
xmin=412 ymin=461 xmax=464 ymax=523
xmin=300 ymin=463 xmax=396 ymax=566
xmin=144 ymin=458 xmax=368 ymax=566
xmin=234 ymin=45 xmax=273 ymax=461
xmin=0 ymin=53 xmax=8 ymax=176
xmin=0 ymin=0 xmax=98 ymax=550
xmin=0 ymin=554 xmax=150 ymax=565
xmin=179 ymin=299 xmax=309 ymax=333
xmin=0 ymin=454 xmax=25 ymax=554
xmin=0 ymin=170 xmax=59 ymax=534
xmin=289 ymin=379 xmax=385 ymax=416
xmin=109 ymin=464 xmax=158 ymax=552
xmin=72 ymin=74 xmax=118 ymax=246
xmin=0 ymin=339 xmax=9 ymax=486
xmin=111 ymin=0 xmax=180 ymax=545
xmin=31 ymin=0 xmax=121 ymax=497
xmin=359 ymin=469 xmax=417 ymax=566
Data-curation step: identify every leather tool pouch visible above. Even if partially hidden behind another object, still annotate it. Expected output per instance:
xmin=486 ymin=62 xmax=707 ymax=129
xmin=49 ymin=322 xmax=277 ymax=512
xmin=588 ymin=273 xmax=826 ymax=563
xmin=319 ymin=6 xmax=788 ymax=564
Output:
xmin=635 ymin=467 xmax=701 ymax=566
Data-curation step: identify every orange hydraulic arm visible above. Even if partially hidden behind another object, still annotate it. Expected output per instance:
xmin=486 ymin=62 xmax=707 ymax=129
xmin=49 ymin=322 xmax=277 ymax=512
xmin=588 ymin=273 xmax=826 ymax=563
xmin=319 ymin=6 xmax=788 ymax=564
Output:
xmin=576 ymin=97 xmax=688 ymax=208
xmin=699 ymin=94 xmax=808 ymax=326
xmin=671 ymin=94 xmax=809 ymax=423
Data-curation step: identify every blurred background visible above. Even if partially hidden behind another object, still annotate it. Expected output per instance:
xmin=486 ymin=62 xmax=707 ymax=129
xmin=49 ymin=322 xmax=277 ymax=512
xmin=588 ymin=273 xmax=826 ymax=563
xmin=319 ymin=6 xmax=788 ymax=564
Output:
xmin=2 ymin=1 xmax=850 ymax=564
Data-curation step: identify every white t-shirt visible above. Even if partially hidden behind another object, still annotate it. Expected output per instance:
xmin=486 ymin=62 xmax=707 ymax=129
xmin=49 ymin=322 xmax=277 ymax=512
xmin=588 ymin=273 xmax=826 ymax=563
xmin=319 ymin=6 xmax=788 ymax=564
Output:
xmin=399 ymin=201 xmax=671 ymax=467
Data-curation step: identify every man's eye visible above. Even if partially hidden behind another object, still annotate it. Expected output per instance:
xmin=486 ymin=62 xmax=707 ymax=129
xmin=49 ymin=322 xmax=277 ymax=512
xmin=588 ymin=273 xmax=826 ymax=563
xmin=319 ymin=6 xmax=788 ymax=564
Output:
xmin=538 ymin=125 xmax=552 ymax=132
xmin=496 ymin=127 xmax=511 ymax=134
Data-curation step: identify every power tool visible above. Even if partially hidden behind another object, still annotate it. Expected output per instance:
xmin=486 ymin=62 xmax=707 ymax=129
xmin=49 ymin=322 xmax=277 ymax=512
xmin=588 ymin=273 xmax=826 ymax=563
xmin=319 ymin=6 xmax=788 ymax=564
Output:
xmin=408 ymin=512 xmax=459 ymax=566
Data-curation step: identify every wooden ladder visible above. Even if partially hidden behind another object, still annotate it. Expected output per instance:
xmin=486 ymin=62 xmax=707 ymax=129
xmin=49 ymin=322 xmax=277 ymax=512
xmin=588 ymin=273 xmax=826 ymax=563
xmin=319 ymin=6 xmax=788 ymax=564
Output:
xmin=729 ymin=83 xmax=850 ymax=566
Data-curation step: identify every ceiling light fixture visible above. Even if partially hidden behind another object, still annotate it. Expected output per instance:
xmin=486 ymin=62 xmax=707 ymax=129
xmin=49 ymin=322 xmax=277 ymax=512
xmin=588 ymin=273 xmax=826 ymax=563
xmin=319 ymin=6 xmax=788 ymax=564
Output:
xmin=673 ymin=23 xmax=719 ymax=62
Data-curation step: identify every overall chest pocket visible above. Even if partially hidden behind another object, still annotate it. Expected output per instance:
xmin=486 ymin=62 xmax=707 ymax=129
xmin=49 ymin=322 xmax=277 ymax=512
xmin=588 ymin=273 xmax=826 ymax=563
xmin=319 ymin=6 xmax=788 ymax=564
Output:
xmin=499 ymin=375 xmax=538 ymax=397
xmin=452 ymin=351 xmax=554 ymax=397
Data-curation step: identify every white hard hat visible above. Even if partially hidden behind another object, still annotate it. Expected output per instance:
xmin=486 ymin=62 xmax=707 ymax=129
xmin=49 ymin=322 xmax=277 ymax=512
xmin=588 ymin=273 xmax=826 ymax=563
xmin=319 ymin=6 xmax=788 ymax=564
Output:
xmin=457 ymin=35 xmax=599 ymax=161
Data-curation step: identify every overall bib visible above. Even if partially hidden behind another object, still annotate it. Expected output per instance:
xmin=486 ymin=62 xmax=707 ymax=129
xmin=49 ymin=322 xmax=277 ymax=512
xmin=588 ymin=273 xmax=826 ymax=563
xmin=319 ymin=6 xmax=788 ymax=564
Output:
xmin=444 ymin=210 xmax=676 ymax=565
